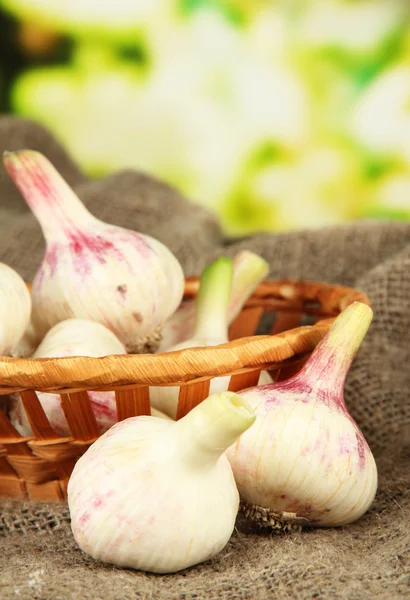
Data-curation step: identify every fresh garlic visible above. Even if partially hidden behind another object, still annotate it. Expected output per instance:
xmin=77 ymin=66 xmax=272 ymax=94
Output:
xmin=150 ymin=256 xmax=271 ymax=419
xmin=158 ymin=250 xmax=270 ymax=352
xmin=10 ymin=319 xmax=127 ymax=436
xmin=3 ymin=150 xmax=185 ymax=353
xmin=227 ymin=302 xmax=378 ymax=529
xmin=68 ymin=391 xmax=255 ymax=573
xmin=151 ymin=408 xmax=173 ymax=420
xmin=10 ymin=319 xmax=40 ymax=358
xmin=0 ymin=262 xmax=31 ymax=356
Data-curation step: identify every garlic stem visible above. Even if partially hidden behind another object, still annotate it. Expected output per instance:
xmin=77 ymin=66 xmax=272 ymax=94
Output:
xmin=3 ymin=150 xmax=96 ymax=238
xmin=157 ymin=250 xmax=268 ymax=353
xmin=228 ymin=250 xmax=269 ymax=322
xmin=194 ymin=257 xmax=233 ymax=340
xmin=294 ymin=301 xmax=373 ymax=399
xmin=174 ymin=392 xmax=255 ymax=466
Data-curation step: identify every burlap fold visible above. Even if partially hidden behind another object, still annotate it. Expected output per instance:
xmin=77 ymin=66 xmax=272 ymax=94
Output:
xmin=0 ymin=117 xmax=409 ymax=599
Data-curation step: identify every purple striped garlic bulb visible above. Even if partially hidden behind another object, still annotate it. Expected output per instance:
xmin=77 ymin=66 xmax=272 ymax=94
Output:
xmin=3 ymin=150 xmax=184 ymax=353
xmin=227 ymin=302 xmax=378 ymax=529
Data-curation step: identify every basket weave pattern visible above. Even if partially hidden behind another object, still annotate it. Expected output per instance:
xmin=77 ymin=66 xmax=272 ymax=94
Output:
xmin=0 ymin=279 xmax=370 ymax=502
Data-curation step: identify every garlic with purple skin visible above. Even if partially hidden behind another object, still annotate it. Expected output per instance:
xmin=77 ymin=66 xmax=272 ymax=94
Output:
xmin=158 ymin=250 xmax=270 ymax=352
xmin=227 ymin=302 xmax=377 ymax=529
xmin=68 ymin=391 xmax=255 ymax=573
xmin=0 ymin=262 xmax=31 ymax=356
xmin=11 ymin=319 xmax=127 ymax=436
xmin=150 ymin=256 xmax=271 ymax=419
xmin=3 ymin=150 xmax=184 ymax=353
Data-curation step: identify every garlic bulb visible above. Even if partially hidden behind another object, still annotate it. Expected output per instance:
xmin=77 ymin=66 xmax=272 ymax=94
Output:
xmin=0 ymin=262 xmax=31 ymax=356
xmin=158 ymin=250 xmax=269 ymax=352
xmin=68 ymin=391 xmax=255 ymax=573
xmin=227 ymin=302 xmax=378 ymax=529
xmin=151 ymin=408 xmax=173 ymax=420
xmin=10 ymin=319 xmax=127 ymax=436
xmin=150 ymin=256 xmax=271 ymax=419
xmin=10 ymin=319 xmax=40 ymax=358
xmin=3 ymin=150 xmax=184 ymax=353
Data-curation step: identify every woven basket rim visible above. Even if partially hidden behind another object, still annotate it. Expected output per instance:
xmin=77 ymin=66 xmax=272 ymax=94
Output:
xmin=0 ymin=278 xmax=370 ymax=393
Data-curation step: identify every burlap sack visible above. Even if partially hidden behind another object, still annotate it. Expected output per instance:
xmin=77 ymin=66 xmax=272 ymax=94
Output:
xmin=0 ymin=117 xmax=409 ymax=600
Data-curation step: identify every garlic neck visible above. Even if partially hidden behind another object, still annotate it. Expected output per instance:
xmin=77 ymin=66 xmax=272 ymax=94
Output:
xmin=194 ymin=257 xmax=233 ymax=340
xmin=294 ymin=302 xmax=373 ymax=402
xmin=3 ymin=150 xmax=96 ymax=240
xmin=228 ymin=251 xmax=269 ymax=322
xmin=173 ymin=392 xmax=255 ymax=468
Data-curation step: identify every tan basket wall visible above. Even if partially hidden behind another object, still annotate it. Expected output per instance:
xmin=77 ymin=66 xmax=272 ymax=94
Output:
xmin=0 ymin=279 xmax=370 ymax=502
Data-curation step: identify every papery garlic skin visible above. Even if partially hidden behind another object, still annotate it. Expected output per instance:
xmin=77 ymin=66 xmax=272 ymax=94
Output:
xmin=0 ymin=262 xmax=31 ymax=356
xmin=10 ymin=319 xmax=127 ymax=436
xmin=151 ymin=407 xmax=173 ymax=420
xmin=10 ymin=320 xmax=40 ymax=358
xmin=227 ymin=302 xmax=378 ymax=528
xmin=68 ymin=392 xmax=255 ymax=573
xmin=158 ymin=250 xmax=270 ymax=352
xmin=3 ymin=150 xmax=184 ymax=352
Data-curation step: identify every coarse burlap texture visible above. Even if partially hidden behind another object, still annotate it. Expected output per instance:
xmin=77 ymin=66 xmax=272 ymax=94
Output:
xmin=0 ymin=117 xmax=409 ymax=600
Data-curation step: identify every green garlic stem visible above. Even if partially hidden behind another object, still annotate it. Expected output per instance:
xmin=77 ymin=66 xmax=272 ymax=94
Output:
xmin=228 ymin=251 xmax=269 ymax=322
xmin=194 ymin=256 xmax=233 ymax=340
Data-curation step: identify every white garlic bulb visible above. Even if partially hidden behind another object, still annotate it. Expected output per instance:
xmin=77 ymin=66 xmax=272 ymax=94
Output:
xmin=151 ymin=256 xmax=271 ymax=419
xmin=3 ymin=150 xmax=185 ymax=353
xmin=10 ymin=319 xmax=126 ymax=436
xmin=158 ymin=250 xmax=269 ymax=352
xmin=10 ymin=319 xmax=40 ymax=358
xmin=0 ymin=262 xmax=31 ymax=356
xmin=227 ymin=302 xmax=378 ymax=528
xmin=68 ymin=391 xmax=255 ymax=573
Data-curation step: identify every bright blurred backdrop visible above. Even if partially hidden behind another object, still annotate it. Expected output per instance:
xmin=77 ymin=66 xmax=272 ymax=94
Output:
xmin=0 ymin=0 xmax=410 ymax=235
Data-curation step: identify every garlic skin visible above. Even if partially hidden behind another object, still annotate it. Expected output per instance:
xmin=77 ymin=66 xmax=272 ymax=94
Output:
xmin=151 ymin=408 xmax=173 ymax=421
xmin=227 ymin=302 xmax=378 ymax=528
xmin=158 ymin=250 xmax=270 ymax=352
xmin=3 ymin=150 xmax=184 ymax=353
xmin=0 ymin=262 xmax=31 ymax=356
xmin=10 ymin=320 xmax=40 ymax=358
xmin=68 ymin=392 xmax=255 ymax=573
xmin=10 ymin=319 xmax=127 ymax=436
xmin=150 ymin=256 xmax=272 ymax=419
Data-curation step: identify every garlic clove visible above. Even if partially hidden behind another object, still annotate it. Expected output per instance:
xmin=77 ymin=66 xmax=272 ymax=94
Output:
xmin=158 ymin=250 xmax=269 ymax=352
xmin=0 ymin=262 xmax=31 ymax=356
xmin=227 ymin=302 xmax=378 ymax=529
xmin=68 ymin=391 xmax=255 ymax=573
xmin=3 ymin=150 xmax=185 ymax=352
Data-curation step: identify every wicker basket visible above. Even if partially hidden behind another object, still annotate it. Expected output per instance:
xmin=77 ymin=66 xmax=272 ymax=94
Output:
xmin=0 ymin=279 xmax=370 ymax=502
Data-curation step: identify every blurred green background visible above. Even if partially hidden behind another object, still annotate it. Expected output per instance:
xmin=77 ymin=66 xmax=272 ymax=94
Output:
xmin=1 ymin=0 xmax=410 ymax=236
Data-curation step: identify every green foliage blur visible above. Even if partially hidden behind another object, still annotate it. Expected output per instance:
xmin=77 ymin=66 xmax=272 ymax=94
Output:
xmin=1 ymin=0 xmax=410 ymax=235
